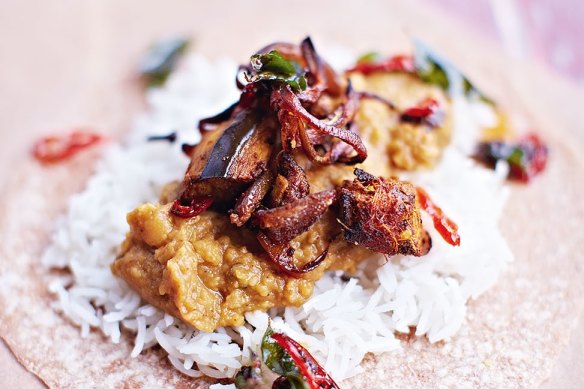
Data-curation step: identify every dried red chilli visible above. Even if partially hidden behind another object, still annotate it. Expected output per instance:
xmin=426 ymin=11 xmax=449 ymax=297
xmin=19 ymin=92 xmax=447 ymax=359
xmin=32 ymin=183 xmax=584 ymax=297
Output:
xmin=32 ymin=130 xmax=103 ymax=165
xmin=170 ymin=196 xmax=213 ymax=218
xmin=271 ymin=332 xmax=340 ymax=389
xmin=347 ymin=54 xmax=415 ymax=75
xmin=510 ymin=134 xmax=548 ymax=182
xmin=475 ymin=133 xmax=548 ymax=183
xmin=416 ymin=187 xmax=460 ymax=246
xmin=400 ymin=98 xmax=443 ymax=127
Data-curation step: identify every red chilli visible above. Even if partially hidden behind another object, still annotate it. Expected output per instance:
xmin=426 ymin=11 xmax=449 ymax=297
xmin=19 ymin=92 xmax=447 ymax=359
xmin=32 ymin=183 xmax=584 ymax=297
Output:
xmin=170 ymin=196 xmax=213 ymax=218
xmin=416 ymin=187 xmax=460 ymax=246
xmin=271 ymin=332 xmax=340 ymax=389
xmin=32 ymin=130 xmax=103 ymax=164
xmin=400 ymin=98 xmax=442 ymax=127
xmin=510 ymin=133 xmax=548 ymax=183
xmin=347 ymin=54 xmax=415 ymax=75
xmin=401 ymin=98 xmax=439 ymax=121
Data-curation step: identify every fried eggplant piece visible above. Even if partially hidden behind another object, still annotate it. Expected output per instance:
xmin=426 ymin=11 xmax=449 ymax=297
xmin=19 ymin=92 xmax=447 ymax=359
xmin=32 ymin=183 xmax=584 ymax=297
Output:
xmin=339 ymin=168 xmax=431 ymax=256
xmin=181 ymin=109 xmax=275 ymax=206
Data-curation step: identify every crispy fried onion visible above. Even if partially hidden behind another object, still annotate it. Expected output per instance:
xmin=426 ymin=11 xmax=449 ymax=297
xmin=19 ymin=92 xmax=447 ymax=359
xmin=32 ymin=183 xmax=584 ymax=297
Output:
xmin=269 ymin=152 xmax=310 ymax=207
xmin=270 ymin=83 xmax=366 ymax=164
xmin=255 ymin=189 xmax=335 ymax=244
xmin=230 ymin=170 xmax=274 ymax=227
xmin=254 ymin=189 xmax=335 ymax=276
xmin=180 ymin=37 xmax=438 ymax=276
xmin=257 ymin=233 xmax=329 ymax=277
xmin=339 ymin=169 xmax=431 ymax=256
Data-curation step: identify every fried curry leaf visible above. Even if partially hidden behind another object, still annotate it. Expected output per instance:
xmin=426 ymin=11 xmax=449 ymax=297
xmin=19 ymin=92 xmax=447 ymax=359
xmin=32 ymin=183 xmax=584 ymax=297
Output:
xmin=261 ymin=325 xmax=309 ymax=389
xmin=252 ymin=50 xmax=297 ymax=77
xmin=140 ymin=37 xmax=189 ymax=87
xmin=475 ymin=134 xmax=548 ymax=182
xmin=414 ymin=40 xmax=493 ymax=104
xmin=261 ymin=325 xmax=298 ymax=376
xmin=234 ymin=364 xmax=264 ymax=389
xmin=249 ymin=50 xmax=307 ymax=92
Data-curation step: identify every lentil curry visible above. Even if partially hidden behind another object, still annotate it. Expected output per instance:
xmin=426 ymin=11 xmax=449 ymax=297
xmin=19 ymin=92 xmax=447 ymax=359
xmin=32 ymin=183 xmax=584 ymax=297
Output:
xmin=112 ymin=38 xmax=457 ymax=332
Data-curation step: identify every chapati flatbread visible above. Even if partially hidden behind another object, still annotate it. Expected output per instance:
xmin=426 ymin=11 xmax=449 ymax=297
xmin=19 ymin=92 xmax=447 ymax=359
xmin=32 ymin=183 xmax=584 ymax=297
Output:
xmin=1 ymin=1 xmax=584 ymax=388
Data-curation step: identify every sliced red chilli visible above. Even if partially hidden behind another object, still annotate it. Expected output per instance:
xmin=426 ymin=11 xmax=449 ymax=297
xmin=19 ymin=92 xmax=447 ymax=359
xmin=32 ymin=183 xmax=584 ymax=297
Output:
xmin=32 ymin=130 xmax=103 ymax=165
xmin=416 ymin=187 xmax=460 ymax=246
xmin=347 ymin=54 xmax=416 ymax=75
xmin=170 ymin=196 xmax=213 ymax=218
xmin=271 ymin=332 xmax=340 ymax=389
xmin=400 ymin=98 xmax=443 ymax=127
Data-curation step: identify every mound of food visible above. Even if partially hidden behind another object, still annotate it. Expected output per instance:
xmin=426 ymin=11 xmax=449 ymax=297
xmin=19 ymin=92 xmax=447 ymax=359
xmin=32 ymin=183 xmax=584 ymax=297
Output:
xmin=41 ymin=36 xmax=547 ymax=386
xmin=112 ymin=39 xmax=459 ymax=337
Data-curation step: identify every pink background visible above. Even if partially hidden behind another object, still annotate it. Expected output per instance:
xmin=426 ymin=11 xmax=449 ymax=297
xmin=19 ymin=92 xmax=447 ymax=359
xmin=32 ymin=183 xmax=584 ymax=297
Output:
xmin=424 ymin=0 xmax=584 ymax=85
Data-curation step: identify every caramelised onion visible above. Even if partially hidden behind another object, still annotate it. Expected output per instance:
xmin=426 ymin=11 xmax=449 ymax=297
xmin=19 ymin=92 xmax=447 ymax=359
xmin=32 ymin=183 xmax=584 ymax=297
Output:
xmin=270 ymin=84 xmax=366 ymax=164
xmin=268 ymin=152 xmax=310 ymax=207
xmin=198 ymin=102 xmax=238 ymax=132
xmin=357 ymin=91 xmax=397 ymax=110
xmin=175 ymin=37 xmax=441 ymax=276
xmin=230 ymin=170 xmax=274 ymax=227
xmin=255 ymin=189 xmax=335 ymax=244
xmin=257 ymin=232 xmax=329 ymax=276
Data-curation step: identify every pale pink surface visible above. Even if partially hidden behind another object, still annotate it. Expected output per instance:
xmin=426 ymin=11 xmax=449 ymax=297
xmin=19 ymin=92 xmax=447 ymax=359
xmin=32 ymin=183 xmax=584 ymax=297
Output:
xmin=424 ymin=0 xmax=584 ymax=84
xmin=0 ymin=1 xmax=583 ymax=388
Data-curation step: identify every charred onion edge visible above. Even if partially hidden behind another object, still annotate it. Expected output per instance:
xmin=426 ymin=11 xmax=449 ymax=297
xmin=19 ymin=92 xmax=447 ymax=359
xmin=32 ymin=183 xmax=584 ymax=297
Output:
xmin=357 ymin=91 xmax=397 ymax=111
xmin=147 ymin=131 xmax=177 ymax=143
xmin=271 ymin=84 xmax=367 ymax=164
xmin=230 ymin=170 xmax=274 ymax=227
xmin=255 ymin=189 xmax=336 ymax=244
xmin=257 ymin=232 xmax=329 ymax=277
xmin=198 ymin=102 xmax=239 ymax=132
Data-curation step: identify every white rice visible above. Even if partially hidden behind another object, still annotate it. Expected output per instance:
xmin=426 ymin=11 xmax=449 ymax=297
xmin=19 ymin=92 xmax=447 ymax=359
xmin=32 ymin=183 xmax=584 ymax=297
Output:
xmin=42 ymin=50 xmax=512 ymax=383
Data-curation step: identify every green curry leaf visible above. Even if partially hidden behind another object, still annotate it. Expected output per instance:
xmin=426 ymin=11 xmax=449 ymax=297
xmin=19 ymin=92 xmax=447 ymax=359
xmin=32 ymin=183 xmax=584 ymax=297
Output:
xmin=248 ymin=50 xmax=307 ymax=92
xmin=139 ymin=37 xmax=190 ymax=87
xmin=262 ymin=325 xmax=297 ymax=375
xmin=251 ymin=50 xmax=297 ymax=77
xmin=261 ymin=325 xmax=309 ymax=389
xmin=414 ymin=40 xmax=493 ymax=104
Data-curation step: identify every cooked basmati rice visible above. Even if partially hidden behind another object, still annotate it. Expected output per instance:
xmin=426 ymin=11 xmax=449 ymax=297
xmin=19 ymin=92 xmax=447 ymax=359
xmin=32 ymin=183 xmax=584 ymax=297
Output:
xmin=42 ymin=49 xmax=512 ymax=383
